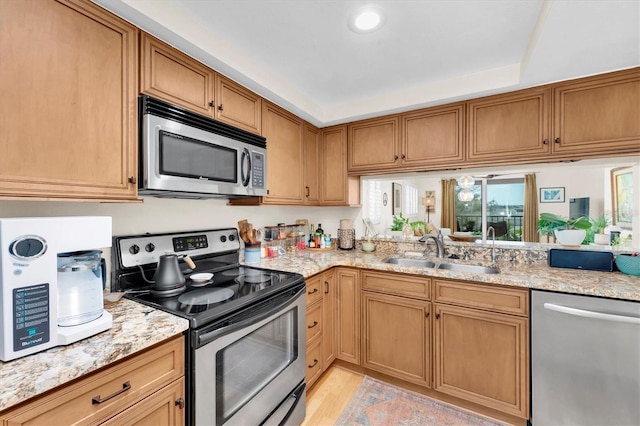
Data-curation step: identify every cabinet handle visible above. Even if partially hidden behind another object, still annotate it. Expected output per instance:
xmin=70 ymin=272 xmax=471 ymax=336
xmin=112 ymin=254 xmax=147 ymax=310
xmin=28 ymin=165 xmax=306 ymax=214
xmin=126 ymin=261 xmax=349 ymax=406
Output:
xmin=435 ymin=313 xmax=440 ymax=320
xmin=127 ymin=176 xmax=136 ymax=184
xmin=308 ymin=359 xmax=318 ymax=368
xmin=218 ymin=104 xmax=224 ymax=111
xmin=543 ymin=139 xmax=548 ymax=145
xmin=425 ymin=312 xmax=430 ymax=318
xmin=401 ymin=154 xmax=406 ymax=159
xmin=308 ymin=321 xmax=318 ymax=329
xmin=92 ymin=381 xmax=131 ymax=404
xmin=554 ymin=137 xmax=561 ymax=144
xmin=208 ymin=100 xmax=215 ymax=107
xmin=175 ymin=398 xmax=185 ymax=409
xmin=305 ymin=186 xmax=310 ymax=197
xmin=308 ymin=288 xmax=318 ymax=295
xmin=394 ymin=155 xmax=399 ymax=160
xmin=324 ymin=281 xmax=329 ymax=294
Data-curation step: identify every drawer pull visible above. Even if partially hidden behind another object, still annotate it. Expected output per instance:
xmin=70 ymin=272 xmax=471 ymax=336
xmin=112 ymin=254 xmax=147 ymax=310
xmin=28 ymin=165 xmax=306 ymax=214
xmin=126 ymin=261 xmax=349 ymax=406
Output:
xmin=308 ymin=359 xmax=318 ymax=368
xmin=92 ymin=381 xmax=131 ymax=404
xmin=308 ymin=288 xmax=318 ymax=295
xmin=175 ymin=397 xmax=185 ymax=409
xmin=308 ymin=321 xmax=318 ymax=329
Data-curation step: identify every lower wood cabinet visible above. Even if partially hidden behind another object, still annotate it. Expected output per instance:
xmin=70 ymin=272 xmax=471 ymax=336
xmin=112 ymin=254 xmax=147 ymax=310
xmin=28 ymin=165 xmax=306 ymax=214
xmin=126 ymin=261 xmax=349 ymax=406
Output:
xmin=335 ymin=268 xmax=361 ymax=365
xmin=362 ymin=292 xmax=430 ymax=387
xmin=433 ymin=279 xmax=529 ymax=419
xmin=305 ymin=270 xmax=336 ymax=388
xmin=0 ymin=335 xmax=185 ymax=425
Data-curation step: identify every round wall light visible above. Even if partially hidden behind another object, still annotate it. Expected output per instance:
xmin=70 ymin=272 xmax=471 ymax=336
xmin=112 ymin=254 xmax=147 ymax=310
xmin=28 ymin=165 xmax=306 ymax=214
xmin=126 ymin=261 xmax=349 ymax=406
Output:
xmin=348 ymin=7 xmax=386 ymax=33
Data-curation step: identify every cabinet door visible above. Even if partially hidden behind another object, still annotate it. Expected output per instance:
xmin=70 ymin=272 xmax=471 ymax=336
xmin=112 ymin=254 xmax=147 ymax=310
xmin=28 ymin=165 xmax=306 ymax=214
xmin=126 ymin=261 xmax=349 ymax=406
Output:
xmin=303 ymin=123 xmax=321 ymax=205
xmin=215 ymin=74 xmax=261 ymax=134
xmin=433 ymin=303 xmax=529 ymax=418
xmin=401 ymin=103 xmax=465 ymax=169
xmin=0 ymin=0 xmax=138 ymax=201
xmin=553 ymin=68 xmax=640 ymax=156
xmin=335 ymin=268 xmax=360 ymax=365
xmin=321 ymin=270 xmax=336 ymax=368
xmin=362 ymin=292 xmax=430 ymax=387
xmin=140 ymin=33 xmax=214 ymax=117
xmin=467 ymin=88 xmax=551 ymax=163
xmin=101 ymin=378 xmax=185 ymax=426
xmin=260 ymin=101 xmax=304 ymax=204
xmin=348 ymin=116 xmax=400 ymax=172
xmin=321 ymin=125 xmax=359 ymax=206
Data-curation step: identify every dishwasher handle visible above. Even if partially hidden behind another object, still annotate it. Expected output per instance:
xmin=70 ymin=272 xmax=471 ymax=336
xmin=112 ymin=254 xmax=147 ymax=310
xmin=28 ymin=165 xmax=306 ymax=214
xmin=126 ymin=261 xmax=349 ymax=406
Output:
xmin=543 ymin=302 xmax=640 ymax=325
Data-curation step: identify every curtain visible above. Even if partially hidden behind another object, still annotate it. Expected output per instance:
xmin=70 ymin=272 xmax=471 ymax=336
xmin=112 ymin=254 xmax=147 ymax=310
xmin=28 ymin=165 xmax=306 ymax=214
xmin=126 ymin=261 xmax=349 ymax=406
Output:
xmin=441 ymin=179 xmax=457 ymax=231
xmin=523 ymin=173 xmax=539 ymax=242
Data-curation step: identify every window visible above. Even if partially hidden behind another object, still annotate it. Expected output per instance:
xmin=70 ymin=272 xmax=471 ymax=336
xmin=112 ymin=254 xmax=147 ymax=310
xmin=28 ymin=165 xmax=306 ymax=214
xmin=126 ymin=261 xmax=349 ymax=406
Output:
xmin=403 ymin=184 xmax=418 ymax=218
xmin=366 ymin=180 xmax=382 ymax=224
xmin=455 ymin=178 xmax=524 ymax=240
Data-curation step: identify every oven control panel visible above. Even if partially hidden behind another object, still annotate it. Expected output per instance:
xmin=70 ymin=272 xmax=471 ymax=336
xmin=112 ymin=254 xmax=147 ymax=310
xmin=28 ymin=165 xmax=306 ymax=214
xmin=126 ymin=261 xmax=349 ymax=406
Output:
xmin=117 ymin=228 xmax=240 ymax=268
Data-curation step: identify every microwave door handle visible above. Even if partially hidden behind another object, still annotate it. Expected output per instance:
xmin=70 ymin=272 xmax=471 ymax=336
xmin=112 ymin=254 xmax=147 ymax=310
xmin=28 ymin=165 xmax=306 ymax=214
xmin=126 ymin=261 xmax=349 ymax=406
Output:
xmin=240 ymin=148 xmax=251 ymax=187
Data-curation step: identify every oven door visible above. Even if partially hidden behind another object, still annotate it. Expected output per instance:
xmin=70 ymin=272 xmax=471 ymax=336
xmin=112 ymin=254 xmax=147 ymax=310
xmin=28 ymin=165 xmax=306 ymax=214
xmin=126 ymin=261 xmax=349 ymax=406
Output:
xmin=193 ymin=285 xmax=306 ymax=426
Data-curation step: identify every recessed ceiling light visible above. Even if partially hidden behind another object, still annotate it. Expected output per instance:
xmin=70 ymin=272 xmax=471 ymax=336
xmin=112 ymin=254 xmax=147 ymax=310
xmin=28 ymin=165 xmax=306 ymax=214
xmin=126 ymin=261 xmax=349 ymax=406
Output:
xmin=348 ymin=7 xmax=386 ymax=33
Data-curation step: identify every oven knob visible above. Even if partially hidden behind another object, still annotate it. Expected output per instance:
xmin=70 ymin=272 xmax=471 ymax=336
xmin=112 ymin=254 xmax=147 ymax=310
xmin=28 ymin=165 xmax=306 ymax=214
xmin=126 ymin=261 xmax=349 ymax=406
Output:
xmin=228 ymin=234 xmax=235 ymax=242
xmin=145 ymin=243 xmax=155 ymax=253
xmin=129 ymin=244 xmax=140 ymax=255
xmin=219 ymin=235 xmax=227 ymax=243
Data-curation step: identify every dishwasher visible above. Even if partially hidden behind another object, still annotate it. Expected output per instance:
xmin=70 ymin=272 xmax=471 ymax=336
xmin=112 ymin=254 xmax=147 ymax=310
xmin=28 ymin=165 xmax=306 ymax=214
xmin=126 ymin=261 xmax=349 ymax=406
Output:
xmin=531 ymin=290 xmax=640 ymax=425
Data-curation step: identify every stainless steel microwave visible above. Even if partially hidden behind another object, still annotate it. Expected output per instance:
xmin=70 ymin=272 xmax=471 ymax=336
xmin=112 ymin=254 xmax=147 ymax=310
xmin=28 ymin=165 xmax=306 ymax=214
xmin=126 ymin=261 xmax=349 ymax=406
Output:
xmin=139 ymin=95 xmax=267 ymax=199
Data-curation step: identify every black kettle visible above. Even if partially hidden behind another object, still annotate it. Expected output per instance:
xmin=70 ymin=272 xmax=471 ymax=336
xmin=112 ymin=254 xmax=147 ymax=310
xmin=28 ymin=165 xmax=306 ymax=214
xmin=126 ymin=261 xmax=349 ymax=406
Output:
xmin=141 ymin=253 xmax=187 ymax=297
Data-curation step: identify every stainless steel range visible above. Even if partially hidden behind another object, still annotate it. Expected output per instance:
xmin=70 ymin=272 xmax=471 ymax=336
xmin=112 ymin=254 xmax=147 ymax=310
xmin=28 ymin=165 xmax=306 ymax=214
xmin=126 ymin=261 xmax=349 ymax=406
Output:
xmin=112 ymin=228 xmax=306 ymax=426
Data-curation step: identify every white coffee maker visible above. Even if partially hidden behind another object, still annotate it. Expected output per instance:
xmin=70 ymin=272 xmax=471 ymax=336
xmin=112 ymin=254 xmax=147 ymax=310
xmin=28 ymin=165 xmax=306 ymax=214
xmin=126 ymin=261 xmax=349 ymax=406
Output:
xmin=0 ymin=216 xmax=113 ymax=361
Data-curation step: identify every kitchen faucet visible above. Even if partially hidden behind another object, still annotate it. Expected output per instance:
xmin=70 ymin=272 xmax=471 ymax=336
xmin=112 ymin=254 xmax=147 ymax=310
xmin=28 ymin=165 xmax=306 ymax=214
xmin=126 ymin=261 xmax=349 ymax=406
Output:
xmin=419 ymin=231 xmax=444 ymax=258
xmin=487 ymin=226 xmax=496 ymax=262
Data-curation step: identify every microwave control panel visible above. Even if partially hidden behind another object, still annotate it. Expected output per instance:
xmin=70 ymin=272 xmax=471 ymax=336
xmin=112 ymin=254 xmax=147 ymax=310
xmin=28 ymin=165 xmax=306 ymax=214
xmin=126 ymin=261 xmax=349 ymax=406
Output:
xmin=251 ymin=152 xmax=265 ymax=189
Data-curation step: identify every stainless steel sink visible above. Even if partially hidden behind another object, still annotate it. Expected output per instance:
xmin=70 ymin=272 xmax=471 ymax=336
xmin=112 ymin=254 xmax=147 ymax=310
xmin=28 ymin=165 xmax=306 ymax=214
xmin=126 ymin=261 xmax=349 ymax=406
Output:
xmin=383 ymin=257 xmax=437 ymax=268
xmin=383 ymin=257 xmax=499 ymax=274
xmin=436 ymin=263 xmax=500 ymax=274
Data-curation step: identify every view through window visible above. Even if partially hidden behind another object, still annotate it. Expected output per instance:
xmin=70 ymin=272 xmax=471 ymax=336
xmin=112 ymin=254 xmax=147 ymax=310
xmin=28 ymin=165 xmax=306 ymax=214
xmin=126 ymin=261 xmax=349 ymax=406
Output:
xmin=455 ymin=178 xmax=524 ymax=241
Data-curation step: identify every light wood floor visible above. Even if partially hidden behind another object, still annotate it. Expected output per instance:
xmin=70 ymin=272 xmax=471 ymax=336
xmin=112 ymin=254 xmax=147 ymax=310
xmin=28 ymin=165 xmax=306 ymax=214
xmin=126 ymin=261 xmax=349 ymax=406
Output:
xmin=302 ymin=366 xmax=363 ymax=426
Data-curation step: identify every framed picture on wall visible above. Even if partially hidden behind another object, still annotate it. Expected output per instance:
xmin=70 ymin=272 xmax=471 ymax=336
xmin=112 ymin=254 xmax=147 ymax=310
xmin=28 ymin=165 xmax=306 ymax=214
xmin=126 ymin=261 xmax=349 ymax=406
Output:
xmin=540 ymin=187 xmax=565 ymax=203
xmin=611 ymin=167 xmax=633 ymax=229
xmin=392 ymin=183 xmax=402 ymax=214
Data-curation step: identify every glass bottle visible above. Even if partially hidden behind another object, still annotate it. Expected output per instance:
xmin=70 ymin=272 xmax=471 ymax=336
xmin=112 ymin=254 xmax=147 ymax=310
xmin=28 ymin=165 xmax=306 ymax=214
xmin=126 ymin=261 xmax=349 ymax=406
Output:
xmin=308 ymin=233 xmax=315 ymax=248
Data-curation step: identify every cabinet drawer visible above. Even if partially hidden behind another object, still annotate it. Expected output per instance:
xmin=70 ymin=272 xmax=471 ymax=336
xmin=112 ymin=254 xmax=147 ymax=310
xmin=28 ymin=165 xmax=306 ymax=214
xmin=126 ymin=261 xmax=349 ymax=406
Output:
xmin=434 ymin=280 xmax=528 ymax=316
xmin=306 ymin=275 xmax=322 ymax=306
xmin=306 ymin=301 xmax=323 ymax=344
xmin=1 ymin=335 xmax=184 ymax=425
xmin=362 ymin=271 xmax=431 ymax=300
xmin=305 ymin=339 xmax=323 ymax=388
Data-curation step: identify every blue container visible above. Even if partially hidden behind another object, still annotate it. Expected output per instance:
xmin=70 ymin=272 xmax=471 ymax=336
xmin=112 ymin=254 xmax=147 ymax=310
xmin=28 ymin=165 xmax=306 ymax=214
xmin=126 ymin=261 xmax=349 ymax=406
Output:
xmin=244 ymin=247 xmax=261 ymax=263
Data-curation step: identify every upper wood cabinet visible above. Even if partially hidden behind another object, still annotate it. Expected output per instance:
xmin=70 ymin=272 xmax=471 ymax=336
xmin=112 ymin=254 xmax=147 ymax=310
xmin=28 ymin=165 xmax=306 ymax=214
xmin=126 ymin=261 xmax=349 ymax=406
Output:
xmin=140 ymin=33 xmax=261 ymax=134
xmin=348 ymin=116 xmax=401 ymax=171
xmin=466 ymin=88 xmax=551 ymax=163
xmin=400 ymin=103 xmax=465 ymax=169
xmin=0 ymin=0 xmax=138 ymax=201
xmin=320 ymin=125 xmax=360 ymax=206
xmin=552 ymin=68 xmax=640 ymax=157
xmin=260 ymin=101 xmax=305 ymax=204
xmin=303 ymin=123 xmax=321 ymax=205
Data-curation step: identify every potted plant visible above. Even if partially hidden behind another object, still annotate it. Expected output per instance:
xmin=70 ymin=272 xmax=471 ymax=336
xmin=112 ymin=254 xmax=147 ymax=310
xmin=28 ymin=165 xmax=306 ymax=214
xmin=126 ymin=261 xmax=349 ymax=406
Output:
xmin=390 ymin=213 xmax=410 ymax=237
xmin=591 ymin=215 xmax=611 ymax=245
xmin=538 ymin=212 xmax=591 ymax=246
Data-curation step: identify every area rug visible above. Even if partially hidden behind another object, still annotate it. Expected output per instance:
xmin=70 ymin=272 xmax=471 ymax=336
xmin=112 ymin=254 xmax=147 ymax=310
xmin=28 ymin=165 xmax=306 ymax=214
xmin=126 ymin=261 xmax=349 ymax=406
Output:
xmin=335 ymin=376 xmax=510 ymax=426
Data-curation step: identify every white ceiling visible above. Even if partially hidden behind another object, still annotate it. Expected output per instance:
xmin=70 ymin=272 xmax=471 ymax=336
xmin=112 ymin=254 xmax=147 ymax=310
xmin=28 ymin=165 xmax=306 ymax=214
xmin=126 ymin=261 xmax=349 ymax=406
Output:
xmin=94 ymin=0 xmax=640 ymax=127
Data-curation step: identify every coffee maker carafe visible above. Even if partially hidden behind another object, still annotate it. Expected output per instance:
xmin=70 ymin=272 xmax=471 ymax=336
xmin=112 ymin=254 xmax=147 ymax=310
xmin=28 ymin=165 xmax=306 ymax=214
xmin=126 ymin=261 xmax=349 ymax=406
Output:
xmin=0 ymin=216 xmax=113 ymax=361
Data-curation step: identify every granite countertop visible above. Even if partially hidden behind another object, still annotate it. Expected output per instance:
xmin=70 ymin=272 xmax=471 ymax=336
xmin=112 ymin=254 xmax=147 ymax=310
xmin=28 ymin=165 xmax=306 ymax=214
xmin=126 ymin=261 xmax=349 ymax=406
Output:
xmin=0 ymin=298 xmax=189 ymax=412
xmin=248 ymin=244 xmax=640 ymax=302
xmin=3 ymin=242 xmax=637 ymax=413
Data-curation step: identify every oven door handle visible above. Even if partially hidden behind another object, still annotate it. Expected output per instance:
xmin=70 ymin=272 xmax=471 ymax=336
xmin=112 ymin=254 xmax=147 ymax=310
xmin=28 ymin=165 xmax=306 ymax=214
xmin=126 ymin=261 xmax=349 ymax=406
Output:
xmin=197 ymin=286 xmax=304 ymax=346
